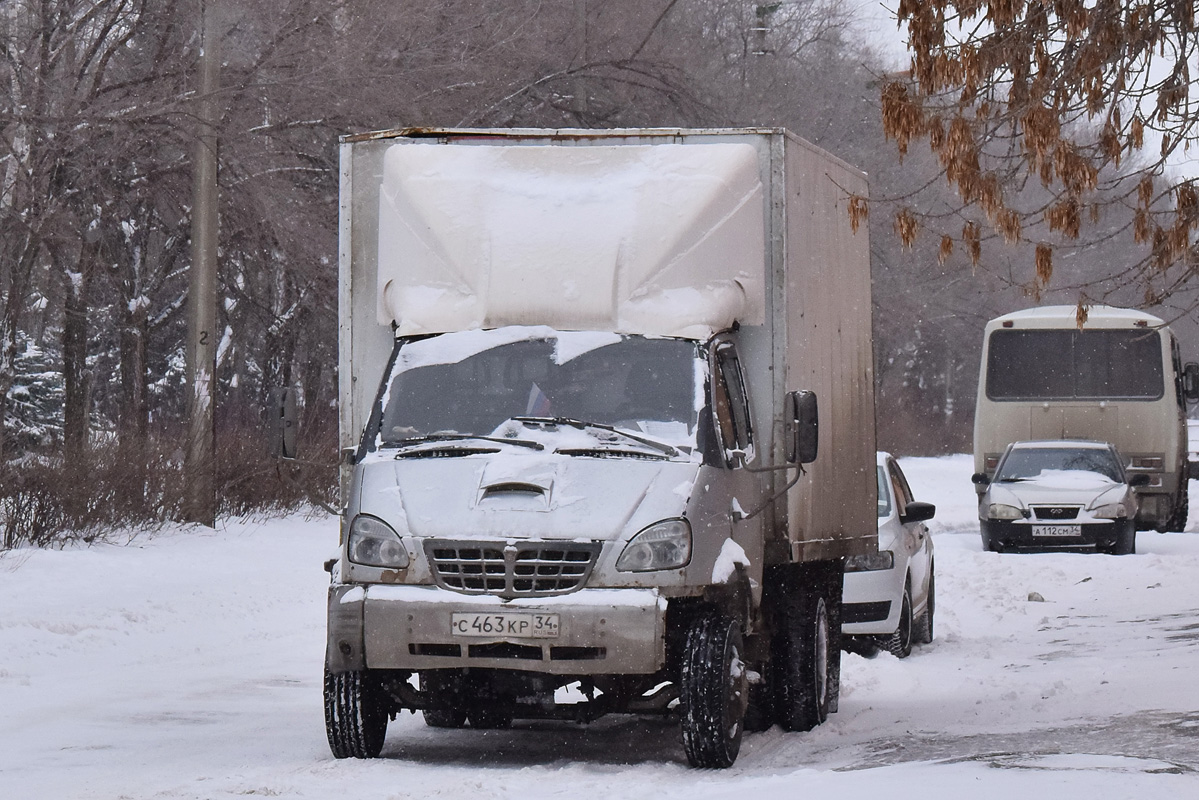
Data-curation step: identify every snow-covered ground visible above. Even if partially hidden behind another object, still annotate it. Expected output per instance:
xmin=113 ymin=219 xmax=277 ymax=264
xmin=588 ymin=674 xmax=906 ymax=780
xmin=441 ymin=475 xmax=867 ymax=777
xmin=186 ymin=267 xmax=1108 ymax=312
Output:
xmin=3 ymin=455 xmax=1199 ymax=798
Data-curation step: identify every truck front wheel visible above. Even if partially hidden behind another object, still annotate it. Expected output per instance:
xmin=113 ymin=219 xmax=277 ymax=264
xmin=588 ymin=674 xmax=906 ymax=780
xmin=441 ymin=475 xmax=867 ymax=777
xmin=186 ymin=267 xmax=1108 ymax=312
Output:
xmin=680 ymin=612 xmax=748 ymax=768
xmin=324 ymin=667 xmax=388 ymax=758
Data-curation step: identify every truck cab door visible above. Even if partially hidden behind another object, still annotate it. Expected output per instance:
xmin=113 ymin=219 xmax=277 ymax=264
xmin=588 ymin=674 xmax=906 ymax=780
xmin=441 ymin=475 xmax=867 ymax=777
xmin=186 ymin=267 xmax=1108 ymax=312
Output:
xmin=708 ymin=340 xmax=767 ymax=581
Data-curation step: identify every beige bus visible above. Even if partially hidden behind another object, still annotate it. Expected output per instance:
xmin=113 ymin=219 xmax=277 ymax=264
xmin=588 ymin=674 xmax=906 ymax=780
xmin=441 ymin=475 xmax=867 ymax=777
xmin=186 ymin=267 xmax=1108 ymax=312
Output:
xmin=974 ymin=306 xmax=1199 ymax=532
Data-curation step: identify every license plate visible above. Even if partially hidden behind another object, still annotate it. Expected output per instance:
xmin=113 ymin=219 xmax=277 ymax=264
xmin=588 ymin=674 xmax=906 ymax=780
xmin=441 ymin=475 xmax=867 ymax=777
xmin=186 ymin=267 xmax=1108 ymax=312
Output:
xmin=1032 ymin=524 xmax=1081 ymax=537
xmin=451 ymin=612 xmax=559 ymax=638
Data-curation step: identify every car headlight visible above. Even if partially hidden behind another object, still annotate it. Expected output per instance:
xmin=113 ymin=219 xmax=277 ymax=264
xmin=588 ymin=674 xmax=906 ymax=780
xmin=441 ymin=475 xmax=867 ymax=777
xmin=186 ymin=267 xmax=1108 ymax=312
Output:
xmin=845 ymin=550 xmax=895 ymax=572
xmin=1090 ymin=502 xmax=1129 ymax=519
xmin=616 ymin=519 xmax=691 ymax=572
xmin=986 ymin=503 xmax=1025 ymax=520
xmin=347 ymin=515 xmax=410 ymax=568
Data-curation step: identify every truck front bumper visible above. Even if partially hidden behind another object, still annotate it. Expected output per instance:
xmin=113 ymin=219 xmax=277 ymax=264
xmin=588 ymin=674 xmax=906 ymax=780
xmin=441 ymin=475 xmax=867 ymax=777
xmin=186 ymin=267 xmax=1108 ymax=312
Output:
xmin=327 ymin=584 xmax=668 ymax=676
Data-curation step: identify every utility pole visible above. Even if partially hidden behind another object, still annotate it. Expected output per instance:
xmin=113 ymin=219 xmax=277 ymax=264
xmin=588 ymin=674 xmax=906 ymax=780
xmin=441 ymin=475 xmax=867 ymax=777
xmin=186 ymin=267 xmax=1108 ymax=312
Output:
xmin=185 ymin=0 xmax=220 ymax=527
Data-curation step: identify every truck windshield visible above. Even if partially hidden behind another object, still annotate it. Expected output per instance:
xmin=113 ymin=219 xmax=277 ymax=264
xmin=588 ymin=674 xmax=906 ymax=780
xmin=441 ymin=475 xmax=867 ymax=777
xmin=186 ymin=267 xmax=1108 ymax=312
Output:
xmin=374 ymin=329 xmax=701 ymax=449
xmin=986 ymin=329 xmax=1164 ymax=401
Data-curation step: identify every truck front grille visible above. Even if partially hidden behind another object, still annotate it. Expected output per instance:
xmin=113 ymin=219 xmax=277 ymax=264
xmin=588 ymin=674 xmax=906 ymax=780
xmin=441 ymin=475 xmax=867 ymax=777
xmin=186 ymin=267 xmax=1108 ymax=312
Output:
xmin=424 ymin=540 xmax=602 ymax=597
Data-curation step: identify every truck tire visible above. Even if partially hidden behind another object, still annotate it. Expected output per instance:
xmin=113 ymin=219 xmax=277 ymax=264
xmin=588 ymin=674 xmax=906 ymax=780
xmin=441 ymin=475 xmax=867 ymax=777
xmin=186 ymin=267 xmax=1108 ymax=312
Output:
xmin=772 ymin=578 xmax=831 ymax=732
xmin=420 ymin=670 xmax=468 ymax=729
xmin=324 ymin=667 xmax=388 ymax=759
xmin=680 ymin=611 xmax=748 ymax=768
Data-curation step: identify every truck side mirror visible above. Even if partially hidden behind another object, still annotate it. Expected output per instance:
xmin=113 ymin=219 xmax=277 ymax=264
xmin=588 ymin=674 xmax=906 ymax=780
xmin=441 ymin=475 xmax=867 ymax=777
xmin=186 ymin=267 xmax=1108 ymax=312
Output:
xmin=785 ymin=390 xmax=818 ymax=464
xmin=1128 ymin=473 xmax=1151 ymax=488
xmin=268 ymin=387 xmax=298 ymax=460
xmin=971 ymin=472 xmax=991 ymax=486
xmin=1184 ymin=362 xmax=1199 ymax=403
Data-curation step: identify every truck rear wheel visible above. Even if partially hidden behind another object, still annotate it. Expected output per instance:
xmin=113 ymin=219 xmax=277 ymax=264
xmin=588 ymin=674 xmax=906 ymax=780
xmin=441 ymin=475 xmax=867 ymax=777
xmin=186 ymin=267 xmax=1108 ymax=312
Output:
xmin=773 ymin=581 xmax=831 ymax=732
xmin=680 ymin=612 xmax=748 ymax=768
xmin=324 ymin=667 xmax=388 ymax=759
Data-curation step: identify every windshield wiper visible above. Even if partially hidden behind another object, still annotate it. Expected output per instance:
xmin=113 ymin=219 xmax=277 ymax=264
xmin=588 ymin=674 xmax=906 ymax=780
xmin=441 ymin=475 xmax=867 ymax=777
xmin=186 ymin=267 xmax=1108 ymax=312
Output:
xmin=382 ymin=433 xmax=545 ymax=452
xmin=511 ymin=416 xmax=680 ymax=457
xmin=996 ymin=477 xmax=1029 ymax=483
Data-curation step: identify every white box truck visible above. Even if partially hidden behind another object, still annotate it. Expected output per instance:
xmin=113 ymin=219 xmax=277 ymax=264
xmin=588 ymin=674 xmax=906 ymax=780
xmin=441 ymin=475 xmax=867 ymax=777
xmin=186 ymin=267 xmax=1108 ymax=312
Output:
xmin=323 ymin=127 xmax=876 ymax=767
xmin=973 ymin=305 xmax=1199 ymax=534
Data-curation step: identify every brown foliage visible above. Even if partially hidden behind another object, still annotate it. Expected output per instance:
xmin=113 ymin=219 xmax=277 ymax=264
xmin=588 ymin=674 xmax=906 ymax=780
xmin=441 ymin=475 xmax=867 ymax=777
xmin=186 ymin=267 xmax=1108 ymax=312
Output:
xmin=893 ymin=0 xmax=1199 ymax=296
xmin=848 ymin=194 xmax=869 ymax=234
xmin=894 ymin=208 xmax=921 ymax=249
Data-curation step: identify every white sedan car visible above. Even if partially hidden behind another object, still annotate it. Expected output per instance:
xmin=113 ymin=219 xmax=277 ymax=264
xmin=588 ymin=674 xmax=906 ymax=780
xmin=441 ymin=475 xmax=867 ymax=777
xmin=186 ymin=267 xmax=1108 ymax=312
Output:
xmin=842 ymin=452 xmax=936 ymax=658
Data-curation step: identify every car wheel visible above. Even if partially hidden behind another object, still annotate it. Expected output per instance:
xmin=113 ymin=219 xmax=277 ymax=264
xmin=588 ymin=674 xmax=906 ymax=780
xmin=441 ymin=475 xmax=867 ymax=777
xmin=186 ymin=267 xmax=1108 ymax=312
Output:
xmin=324 ymin=667 xmax=388 ymax=759
xmin=914 ymin=565 xmax=934 ymax=645
xmin=680 ymin=611 xmax=748 ymax=768
xmin=886 ymin=580 xmax=913 ymax=658
xmin=981 ymin=529 xmax=1002 ymax=552
xmin=1110 ymin=525 xmax=1136 ymax=556
xmin=842 ymin=634 xmax=881 ymax=658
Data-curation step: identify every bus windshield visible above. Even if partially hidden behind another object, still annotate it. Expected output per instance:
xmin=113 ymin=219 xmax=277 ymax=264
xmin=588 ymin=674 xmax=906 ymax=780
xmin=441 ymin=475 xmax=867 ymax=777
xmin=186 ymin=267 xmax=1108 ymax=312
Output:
xmin=986 ymin=329 xmax=1164 ymax=401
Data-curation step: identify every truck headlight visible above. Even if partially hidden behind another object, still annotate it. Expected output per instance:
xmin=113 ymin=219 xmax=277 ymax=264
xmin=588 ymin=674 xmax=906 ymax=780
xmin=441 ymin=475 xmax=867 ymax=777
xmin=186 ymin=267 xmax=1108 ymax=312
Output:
xmin=1090 ymin=502 xmax=1129 ymax=519
xmin=845 ymin=550 xmax=895 ymax=572
xmin=616 ymin=519 xmax=691 ymax=572
xmin=987 ymin=503 xmax=1024 ymax=520
xmin=347 ymin=515 xmax=409 ymax=568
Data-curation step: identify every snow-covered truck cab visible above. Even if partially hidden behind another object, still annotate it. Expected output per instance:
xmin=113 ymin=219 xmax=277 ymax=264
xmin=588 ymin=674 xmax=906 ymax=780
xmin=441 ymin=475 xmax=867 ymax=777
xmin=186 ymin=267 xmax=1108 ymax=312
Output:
xmin=973 ymin=306 xmax=1199 ymax=532
xmin=326 ymin=128 xmax=876 ymax=768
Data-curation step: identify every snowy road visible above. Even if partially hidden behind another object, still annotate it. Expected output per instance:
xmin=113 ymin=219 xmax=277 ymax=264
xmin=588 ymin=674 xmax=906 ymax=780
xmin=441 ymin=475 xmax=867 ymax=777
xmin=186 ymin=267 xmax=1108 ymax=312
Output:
xmin=2 ymin=455 xmax=1199 ymax=798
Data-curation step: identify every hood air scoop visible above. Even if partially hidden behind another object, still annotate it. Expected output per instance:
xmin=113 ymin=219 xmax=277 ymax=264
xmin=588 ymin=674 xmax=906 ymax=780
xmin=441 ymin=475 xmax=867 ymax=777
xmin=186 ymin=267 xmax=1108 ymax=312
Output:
xmin=477 ymin=480 xmax=552 ymax=511
xmin=482 ymin=482 xmax=547 ymax=499
xmin=475 ymin=458 xmax=556 ymax=510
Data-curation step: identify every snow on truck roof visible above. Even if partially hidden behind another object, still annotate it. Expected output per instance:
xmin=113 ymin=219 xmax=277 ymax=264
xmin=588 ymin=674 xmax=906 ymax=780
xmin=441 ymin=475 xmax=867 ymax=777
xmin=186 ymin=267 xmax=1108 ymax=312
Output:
xmin=375 ymin=141 xmax=767 ymax=339
xmin=987 ymin=305 xmax=1165 ymax=331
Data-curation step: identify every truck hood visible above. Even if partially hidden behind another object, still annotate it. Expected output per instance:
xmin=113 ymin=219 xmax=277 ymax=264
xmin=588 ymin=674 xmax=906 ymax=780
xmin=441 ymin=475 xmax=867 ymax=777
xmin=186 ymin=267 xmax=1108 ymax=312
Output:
xmin=357 ymin=451 xmax=700 ymax=542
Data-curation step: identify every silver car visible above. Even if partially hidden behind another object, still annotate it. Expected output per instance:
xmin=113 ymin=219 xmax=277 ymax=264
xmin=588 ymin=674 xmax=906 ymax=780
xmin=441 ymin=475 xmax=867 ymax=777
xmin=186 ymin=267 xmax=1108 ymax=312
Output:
xmin=842 ymin=453 xmax=936 ymax=658
xmin=973 ymin=440 xmax=1148 ymax=555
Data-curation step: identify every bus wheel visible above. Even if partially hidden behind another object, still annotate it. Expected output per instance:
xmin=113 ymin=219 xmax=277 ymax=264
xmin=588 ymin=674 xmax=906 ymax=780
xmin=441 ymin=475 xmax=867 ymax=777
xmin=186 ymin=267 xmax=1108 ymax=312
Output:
xmin=1164 ymin=484 xmax=1189 ymax=533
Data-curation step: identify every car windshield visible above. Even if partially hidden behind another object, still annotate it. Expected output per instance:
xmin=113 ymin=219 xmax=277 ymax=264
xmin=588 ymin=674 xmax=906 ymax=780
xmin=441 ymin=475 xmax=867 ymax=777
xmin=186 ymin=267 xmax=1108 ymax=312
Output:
xmin=995 ymin=447 xmax=1123 ymax=483
xmin=373 ymin=328 xmax=701 ymax=450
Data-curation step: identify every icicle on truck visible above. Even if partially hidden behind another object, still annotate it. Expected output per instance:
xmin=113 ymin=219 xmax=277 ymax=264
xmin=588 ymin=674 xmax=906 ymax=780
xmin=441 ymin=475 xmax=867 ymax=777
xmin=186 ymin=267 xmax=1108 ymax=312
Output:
xmin=321 ymin=127 xmax=877 ymax=767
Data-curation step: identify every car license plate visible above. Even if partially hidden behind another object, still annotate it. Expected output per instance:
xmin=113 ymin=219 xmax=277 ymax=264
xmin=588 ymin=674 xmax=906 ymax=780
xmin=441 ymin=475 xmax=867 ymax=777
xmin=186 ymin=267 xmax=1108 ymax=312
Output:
xmin=451 ymin=612 xmax=559 ymax=638
xmin=1032 ymin=524 xmax=1081 ymax=537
